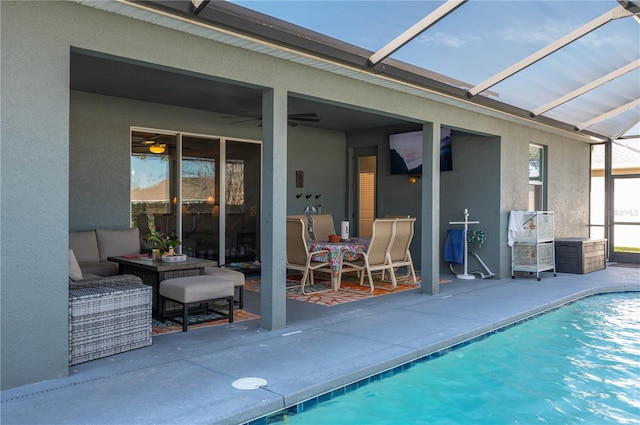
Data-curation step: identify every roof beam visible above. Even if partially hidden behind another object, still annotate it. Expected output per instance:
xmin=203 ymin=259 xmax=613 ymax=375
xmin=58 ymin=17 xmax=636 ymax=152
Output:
xmin=367 ymin=0 xmax=467 ymax=67
xmin=617 ymin=0 xmax=640 ymax=15
xmin=190 ymin=0 xmax=209 ymax=15
xmin=468 ymin=5 xmax=634 ymax=97
xmin=575 ymin=98 xmax=640 ymax=131
xmin=531 ymin=60 xmax=640 ymax=117
xmin=614 ymin=117 xmax=640 ymax=140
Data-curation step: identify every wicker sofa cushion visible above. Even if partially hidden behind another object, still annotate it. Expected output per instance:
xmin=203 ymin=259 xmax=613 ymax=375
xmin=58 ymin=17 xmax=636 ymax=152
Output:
xmin=96 ymin=228 xmax=141 ymax=261
xmin=69 ymin=231 xmax=100 ymax=263
xmin=68 ymin=249 xmax=84 ymax=281
xmin=77 ymin=261 xmax=118 ymax=277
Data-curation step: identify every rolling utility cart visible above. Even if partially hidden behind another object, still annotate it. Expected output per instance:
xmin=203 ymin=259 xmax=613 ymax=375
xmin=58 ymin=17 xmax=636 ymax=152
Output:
xmin=509 ymin=211 xmax=556 ymax=281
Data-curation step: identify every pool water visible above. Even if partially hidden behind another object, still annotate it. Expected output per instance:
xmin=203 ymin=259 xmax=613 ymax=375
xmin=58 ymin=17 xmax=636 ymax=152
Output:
xmin=271 ymin=293 xmax=640 ymax=425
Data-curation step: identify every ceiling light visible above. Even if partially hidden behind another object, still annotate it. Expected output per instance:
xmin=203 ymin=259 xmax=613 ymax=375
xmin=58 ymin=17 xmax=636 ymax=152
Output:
xmin=149 ymin=143 xmax=166 ymax=154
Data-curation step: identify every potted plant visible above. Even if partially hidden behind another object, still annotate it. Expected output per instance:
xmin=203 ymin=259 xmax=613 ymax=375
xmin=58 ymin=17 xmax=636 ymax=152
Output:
xmin=147 ymin=232 xmax=182 ymax=256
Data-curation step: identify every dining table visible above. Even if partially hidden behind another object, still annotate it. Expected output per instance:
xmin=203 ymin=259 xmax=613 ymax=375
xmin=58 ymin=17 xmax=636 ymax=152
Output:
xmin=307 ymin=237 xmax=370 ymax=290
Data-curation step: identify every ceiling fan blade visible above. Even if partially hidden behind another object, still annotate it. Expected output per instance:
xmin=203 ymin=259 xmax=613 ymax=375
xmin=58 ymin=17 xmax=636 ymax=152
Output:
xmin=238 ymin=111 xmax=263 ymax=118
xmin=228 ymin=118 xmax=261 ymax=124
xmin=288 ymin=112 xmax=320 ymax=122
xmin=288 ymin=112 xmax=319 ymax=119
xmin=222 ymin=111 xmax=319 ymax=126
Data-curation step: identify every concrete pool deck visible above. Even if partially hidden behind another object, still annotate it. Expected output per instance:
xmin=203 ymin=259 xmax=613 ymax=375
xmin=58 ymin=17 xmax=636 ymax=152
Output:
xmin=2 ymin=265 xmax=639 ymax=425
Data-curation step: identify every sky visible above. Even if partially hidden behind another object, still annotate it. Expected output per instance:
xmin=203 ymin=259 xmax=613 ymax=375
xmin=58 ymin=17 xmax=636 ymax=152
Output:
xmin=131 ymin=155 xmax=216 ymax=189
xmin=228 ymin=0 xmax=640 ymax=139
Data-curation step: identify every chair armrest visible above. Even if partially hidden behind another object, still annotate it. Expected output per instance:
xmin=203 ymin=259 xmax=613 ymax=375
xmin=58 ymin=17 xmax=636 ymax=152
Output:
xmin=309 ymin=249 xmax=330 ymax=262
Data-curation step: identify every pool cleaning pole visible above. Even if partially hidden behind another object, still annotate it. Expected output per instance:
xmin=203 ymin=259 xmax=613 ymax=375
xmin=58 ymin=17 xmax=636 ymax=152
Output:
xmin=449 ymin=209 xmax=479 ymax=280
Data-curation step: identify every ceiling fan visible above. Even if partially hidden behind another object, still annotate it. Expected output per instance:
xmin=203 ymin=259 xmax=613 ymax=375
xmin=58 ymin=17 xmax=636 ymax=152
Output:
xmin=132 ymin=134 xmax=167 ymax=154
xmin=222 ymin=111 xmax=320 ymax=127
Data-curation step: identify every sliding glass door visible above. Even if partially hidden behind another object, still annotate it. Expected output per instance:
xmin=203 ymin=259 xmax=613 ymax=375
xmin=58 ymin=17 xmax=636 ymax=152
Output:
xmin=181 ymin=135 xmax=221 ymax=260
xmin=224 ymin=140 xmax=261 ymax=265
xmin=131 ymin=129 xmax=261 ymax=265
xmin=130 ymin=131 xmax=177 ymax=244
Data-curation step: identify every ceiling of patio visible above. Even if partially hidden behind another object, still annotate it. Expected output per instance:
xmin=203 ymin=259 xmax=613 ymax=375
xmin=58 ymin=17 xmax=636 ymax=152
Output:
xmin=70 ymin=50 xmax=410 ymax=133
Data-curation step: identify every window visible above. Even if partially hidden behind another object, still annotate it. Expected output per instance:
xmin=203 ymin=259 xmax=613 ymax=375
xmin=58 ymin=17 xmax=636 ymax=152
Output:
xmin=528 ymin=144 xmax=545 ymax=211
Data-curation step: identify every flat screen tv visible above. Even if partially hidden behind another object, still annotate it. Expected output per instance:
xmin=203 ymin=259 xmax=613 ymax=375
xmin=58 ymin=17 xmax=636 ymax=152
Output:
xmin=389 ymin=127 xmax=452 ymax=175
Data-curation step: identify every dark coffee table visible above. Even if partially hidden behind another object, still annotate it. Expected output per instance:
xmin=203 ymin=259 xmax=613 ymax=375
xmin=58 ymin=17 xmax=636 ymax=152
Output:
xmin=108 ymin=255 xmax=218 ymax=319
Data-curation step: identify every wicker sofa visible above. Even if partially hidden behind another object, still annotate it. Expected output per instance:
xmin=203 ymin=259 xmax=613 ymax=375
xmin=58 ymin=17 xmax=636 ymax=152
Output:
xmin=69 ymin=228 xmax=141 ymax=277
xmin=69 ymin=274 xmax=152 ymax=365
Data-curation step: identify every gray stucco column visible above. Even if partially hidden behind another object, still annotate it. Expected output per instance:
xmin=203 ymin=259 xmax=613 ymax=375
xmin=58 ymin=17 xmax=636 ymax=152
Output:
xmin=260 ymin=88 xmax=288 ymax=330
xmin=420 ymin=122 xmax=440 ymax=295
xmin=1 ymin=2 xmax=71 ymax=389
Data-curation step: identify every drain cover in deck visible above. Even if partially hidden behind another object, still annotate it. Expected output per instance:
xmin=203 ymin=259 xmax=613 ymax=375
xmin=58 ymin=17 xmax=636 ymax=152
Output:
xmin=232 ymin=377 xmax=267 ymax=390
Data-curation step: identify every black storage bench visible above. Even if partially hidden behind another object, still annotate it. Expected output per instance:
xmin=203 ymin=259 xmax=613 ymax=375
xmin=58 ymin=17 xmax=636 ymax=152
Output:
xmin=555 ymin=238 xmax=607 ymax=274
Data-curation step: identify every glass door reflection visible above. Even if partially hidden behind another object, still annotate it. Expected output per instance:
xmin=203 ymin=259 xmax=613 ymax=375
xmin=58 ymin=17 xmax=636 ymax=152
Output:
xmin=181 ymin=136 xmax=221 ymax=260
xmin=224 ymin=140 xmax=261 ymax=265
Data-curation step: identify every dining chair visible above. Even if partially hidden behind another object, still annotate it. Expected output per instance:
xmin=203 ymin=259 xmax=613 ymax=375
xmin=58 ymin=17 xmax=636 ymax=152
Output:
xmin=382 ymin=217 xmax=418 ymax=284
xmin=311 ymin=214 xmax=336 ymax=240
xmin=337 ymin=218 xmax=397 ymax=293
xmin=286 ymin=218 xmax=332 ymax=294
xmin=287 ymin=215 xmax=310 ymax=241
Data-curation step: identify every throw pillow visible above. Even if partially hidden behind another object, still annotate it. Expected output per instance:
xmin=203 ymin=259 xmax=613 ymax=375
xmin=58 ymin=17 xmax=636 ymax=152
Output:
xmin=69 ymin=249 xmax=84 ymax=281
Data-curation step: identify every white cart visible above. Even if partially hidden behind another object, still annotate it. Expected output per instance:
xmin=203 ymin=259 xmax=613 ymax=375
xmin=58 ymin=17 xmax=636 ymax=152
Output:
xmin=510 ymin=211 xmax=556 ymax=281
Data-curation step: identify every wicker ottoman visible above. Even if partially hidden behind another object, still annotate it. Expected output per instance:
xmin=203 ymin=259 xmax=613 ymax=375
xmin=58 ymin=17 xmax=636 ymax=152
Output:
xmin=69 ymin=275 xmax=152 ymax=366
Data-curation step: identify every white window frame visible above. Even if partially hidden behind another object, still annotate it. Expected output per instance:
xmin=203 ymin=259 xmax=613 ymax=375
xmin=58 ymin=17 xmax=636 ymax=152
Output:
xmin=529 ymin=143 xmax=546 ymax=211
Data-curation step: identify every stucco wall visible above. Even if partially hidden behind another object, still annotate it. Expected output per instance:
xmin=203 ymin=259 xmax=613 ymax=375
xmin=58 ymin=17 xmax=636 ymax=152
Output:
xmin=1 ymin=1 xmax=73 ymax=389
xmin=546 ymin=137 xmax=591 ymax=238
xmin=498 ymin=127 xmax=591 ymax=277
xmin=286 ymin=127 xmax=347 ymax=221
xmin=440 ymin=132 xmax=501 ymax=276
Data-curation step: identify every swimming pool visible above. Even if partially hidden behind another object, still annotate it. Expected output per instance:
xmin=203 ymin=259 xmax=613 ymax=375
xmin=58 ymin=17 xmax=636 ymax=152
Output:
xmin=263 ymin=293 xmax=640 ymax=424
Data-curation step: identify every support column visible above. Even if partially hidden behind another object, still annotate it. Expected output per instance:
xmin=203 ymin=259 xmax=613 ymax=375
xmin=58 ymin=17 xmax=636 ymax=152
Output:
xmin=604 ymin=138 xmax=613 ymax=259
xmin=260 ymin=88 xmax=288 ymax=330
xmin=420 ymin=122 xmax=440 ymax=295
